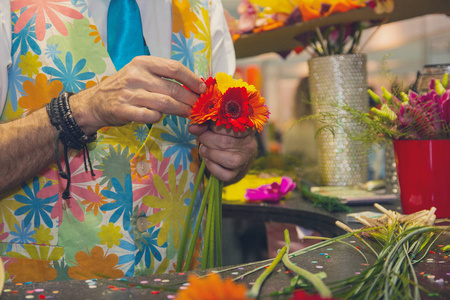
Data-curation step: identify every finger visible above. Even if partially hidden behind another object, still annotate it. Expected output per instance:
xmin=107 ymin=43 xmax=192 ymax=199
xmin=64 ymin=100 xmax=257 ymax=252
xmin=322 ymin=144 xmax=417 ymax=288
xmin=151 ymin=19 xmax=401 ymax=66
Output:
xmin=188 ymin=123 xmax=210 ymax=136
xmin=210 ymin=124 xmax=255 ymax=139
xmin=128 ymin=90 xmax=192 ymax=117
xmin=203 ymin=158 xmax=238 ymax=183
xmin=138 ymin=56 xmax=206 ymax=95
xmin=133 ymin=74 xmax=201 ymax=107
xmin=113 ymin=105 xmax=163 ymax=125
xmin=200 ymin=145 xmax=247 ymax=171
xmin=198 ymin=130 xmax=255 ymax=152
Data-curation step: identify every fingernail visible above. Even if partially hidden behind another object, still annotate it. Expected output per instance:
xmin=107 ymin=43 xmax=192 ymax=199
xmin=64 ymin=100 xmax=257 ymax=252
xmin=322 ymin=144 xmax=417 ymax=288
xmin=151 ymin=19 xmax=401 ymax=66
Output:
xmin=199 ymin=82 xmax=206 ymax=93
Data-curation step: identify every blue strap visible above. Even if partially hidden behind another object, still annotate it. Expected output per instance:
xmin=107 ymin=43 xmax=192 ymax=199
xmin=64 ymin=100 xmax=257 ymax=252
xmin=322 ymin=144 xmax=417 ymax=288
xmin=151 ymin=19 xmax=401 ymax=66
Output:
xmin=107 ymin=0 xmax=150 ymax=71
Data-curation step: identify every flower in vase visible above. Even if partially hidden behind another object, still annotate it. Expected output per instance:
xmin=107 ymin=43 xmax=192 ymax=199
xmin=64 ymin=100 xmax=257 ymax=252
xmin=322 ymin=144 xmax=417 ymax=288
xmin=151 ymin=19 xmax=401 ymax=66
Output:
xmin=367 ymin=0 xmax=394 ymax=14
xmin=174 ymin=273 xmax=252 ymax=300
xmin=298 ymin=0 xmax=365 ymax=22
xmin=236 ymin=0 xmax=260 ymax=34
xmin=367 ymin=75 xmax=450 ymax=140
xmin=244 ymin=176 xmax=296 ymax=203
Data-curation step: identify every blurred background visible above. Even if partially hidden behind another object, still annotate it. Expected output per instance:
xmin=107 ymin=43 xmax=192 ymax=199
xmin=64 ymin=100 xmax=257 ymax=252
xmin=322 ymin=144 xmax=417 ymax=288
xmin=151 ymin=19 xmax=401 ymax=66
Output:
xmin=221 ymin=0 xmax=450 ymax=155
xmin=218 ymin=0 xmax=450 ymax=266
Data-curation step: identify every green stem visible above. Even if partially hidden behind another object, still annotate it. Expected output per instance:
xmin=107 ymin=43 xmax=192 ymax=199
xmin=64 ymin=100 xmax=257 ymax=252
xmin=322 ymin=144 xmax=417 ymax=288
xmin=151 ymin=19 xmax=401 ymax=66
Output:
xmin=338 ymin=24 xmax=345 ymax=54
xmin=202 ymin=177 xmax=216 ymax=269
xmin=215 ymin=179 xmax=223 ymax=267
xmin=184 ymin=174 xmax=213 ymax=271
xmin=350 ymin=22 xmax=363 ymax=53
xmin=201 ymin=186 xmax=212 ymax=269
xmin=208 ymin=180 xmax=216 ymax=268
xmin=247 ymin=245 xmax=286 ymax=299
xmin=281 ymin=229 xmax=332 ymax=298
xmin=315 ymin=27 xmax=329 ymax=56
xmin=404 ymin=243 xmax=420 ymax=300
xmin=177 ymin=160 xmax=206 ymax=272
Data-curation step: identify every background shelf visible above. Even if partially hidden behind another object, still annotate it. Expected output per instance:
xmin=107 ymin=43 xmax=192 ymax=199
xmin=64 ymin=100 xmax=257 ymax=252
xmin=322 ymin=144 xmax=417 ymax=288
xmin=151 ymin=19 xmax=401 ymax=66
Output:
xmin=234 ymin=0 xmax=450 ymax=59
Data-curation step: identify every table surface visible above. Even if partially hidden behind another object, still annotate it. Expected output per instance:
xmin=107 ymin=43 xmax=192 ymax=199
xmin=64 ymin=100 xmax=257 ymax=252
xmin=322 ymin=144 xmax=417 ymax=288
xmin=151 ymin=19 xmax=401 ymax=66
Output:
xmin=2 ymin=193 xmax=448 ymax=300
xmin=1 ymin=232 xmax=448 ymax=299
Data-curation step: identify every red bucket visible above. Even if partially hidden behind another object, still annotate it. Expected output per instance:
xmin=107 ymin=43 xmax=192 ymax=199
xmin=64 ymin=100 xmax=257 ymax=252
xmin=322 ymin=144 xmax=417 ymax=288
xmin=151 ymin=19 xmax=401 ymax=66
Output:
xmin=393 ymin=139 xmax=450 ymax=219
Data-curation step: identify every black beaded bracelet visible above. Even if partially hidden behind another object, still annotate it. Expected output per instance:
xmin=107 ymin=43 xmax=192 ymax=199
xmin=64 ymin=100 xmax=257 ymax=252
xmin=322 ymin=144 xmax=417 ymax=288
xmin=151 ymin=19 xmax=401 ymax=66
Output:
xmin=46 ymin=92 xmax=96 ymax=199
xmin=59 ymin=92 xmax=96 ymax=144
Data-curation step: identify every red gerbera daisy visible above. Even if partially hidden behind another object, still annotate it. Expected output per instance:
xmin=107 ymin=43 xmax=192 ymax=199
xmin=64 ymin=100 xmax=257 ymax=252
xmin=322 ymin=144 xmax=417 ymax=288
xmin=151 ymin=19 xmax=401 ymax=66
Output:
xmin=190 ymin=77 xmax=221 ymax=124
xmin=216 ymin=87 xmax=253 ymax=132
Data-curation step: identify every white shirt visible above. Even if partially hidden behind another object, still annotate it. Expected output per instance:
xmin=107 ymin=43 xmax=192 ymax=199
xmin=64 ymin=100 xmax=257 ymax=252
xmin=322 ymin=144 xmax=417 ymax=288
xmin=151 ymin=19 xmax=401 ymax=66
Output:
xmin=0 ymin=0 xmax=236 ymax=114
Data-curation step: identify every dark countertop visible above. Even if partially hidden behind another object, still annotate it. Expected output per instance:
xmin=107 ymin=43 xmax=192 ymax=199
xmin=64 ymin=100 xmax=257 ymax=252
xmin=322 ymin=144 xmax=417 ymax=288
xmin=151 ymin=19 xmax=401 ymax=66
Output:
xmin=222 ymin=191 xmax=402 ymax=235
xmin=2 ymin=232 xmax=448 ymax=299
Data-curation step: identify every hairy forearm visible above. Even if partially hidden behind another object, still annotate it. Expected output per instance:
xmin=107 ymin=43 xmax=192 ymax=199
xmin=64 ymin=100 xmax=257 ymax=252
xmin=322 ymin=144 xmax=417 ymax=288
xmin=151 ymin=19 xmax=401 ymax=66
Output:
xmin=0 ymin=108 xmax=58 ymax=195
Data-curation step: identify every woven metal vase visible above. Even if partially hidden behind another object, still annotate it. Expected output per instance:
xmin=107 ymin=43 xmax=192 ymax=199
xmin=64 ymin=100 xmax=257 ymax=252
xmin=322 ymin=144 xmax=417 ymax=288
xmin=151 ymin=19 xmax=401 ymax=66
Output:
xmin=308 ymin=54 xmax=369 ymax=186
xmin=384 ymin=141 xmax=399 ymax=194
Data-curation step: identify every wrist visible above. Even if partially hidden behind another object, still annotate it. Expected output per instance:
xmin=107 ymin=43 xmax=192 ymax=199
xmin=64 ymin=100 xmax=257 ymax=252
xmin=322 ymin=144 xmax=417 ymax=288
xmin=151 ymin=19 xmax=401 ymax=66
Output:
xmin=69 ymin=88 xmax=103 ymax=135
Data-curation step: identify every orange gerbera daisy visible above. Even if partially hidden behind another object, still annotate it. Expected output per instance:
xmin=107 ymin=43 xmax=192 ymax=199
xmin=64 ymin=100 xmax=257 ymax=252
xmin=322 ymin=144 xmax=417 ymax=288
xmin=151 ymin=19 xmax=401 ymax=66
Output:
xmin=190 ymin=77 xmax=221 ymax=124
xmin=248 ymin=90 xmax=269 ymax=132
xmin=175 ymin=273 xmax=252 ymax=300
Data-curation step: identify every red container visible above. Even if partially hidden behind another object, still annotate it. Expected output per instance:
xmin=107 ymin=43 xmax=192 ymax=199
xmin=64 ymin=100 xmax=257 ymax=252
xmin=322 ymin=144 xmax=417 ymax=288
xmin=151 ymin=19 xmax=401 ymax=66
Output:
xmin=393 ymin=139 xmax=450 ymax=219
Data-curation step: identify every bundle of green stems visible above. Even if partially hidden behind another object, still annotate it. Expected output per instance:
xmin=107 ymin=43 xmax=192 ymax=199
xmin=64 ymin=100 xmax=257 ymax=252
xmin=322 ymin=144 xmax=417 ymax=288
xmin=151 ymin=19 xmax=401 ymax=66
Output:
xmin=241 ymin=204 xmax=445 ymax=299
xmin=177 ymin=160 xmax=223 ymax=272
xmin=332 ymin=204 xmax=443 ymax=300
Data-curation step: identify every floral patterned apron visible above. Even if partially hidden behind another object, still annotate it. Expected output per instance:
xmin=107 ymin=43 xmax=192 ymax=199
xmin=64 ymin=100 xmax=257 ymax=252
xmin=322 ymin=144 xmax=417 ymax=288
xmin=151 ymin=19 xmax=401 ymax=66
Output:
xmin=1 ymin=0 xmax=212 ymax=282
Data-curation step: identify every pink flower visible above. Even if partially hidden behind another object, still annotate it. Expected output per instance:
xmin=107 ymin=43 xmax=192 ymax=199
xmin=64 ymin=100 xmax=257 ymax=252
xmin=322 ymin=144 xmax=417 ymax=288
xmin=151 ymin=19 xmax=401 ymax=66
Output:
xmin=0 ymin=223 xmax=9 ymax=241
xmin=12 ymin=0 xmax=83 ymax=41
xmin=132 ymin=155 xmax=182 ymax=216
xmin=37 ymin=152 xmax=103 ymax=223
xmin=236 ymin=0 xmax=259 ymax=33
xmin=244 ymin=177 xmax=296 ymax=203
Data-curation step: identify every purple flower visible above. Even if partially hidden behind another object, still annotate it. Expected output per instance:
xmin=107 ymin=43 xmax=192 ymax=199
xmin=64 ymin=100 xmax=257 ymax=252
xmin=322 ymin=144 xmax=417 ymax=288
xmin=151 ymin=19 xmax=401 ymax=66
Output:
xmin=441 ymin=90 xmax=450 ymax=122
xmin=285 ymin=6 xmax=303 ymax=26
xmin=244 ymin=177 xmax=296 ymax=203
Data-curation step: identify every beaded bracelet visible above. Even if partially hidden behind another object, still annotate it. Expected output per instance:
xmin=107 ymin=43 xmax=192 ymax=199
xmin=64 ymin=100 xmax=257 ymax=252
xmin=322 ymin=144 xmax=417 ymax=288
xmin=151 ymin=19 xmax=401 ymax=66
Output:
xmin=46 ymin=92 xmax=96 ymax=199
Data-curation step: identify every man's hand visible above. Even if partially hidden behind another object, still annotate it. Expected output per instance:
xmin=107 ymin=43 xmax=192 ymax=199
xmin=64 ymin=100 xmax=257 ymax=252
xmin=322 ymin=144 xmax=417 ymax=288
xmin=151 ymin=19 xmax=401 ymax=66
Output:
xmin=70 ymin=56 xmax=206 ymax=135
xmin=188 ymin=123 xmax=257 ymax=185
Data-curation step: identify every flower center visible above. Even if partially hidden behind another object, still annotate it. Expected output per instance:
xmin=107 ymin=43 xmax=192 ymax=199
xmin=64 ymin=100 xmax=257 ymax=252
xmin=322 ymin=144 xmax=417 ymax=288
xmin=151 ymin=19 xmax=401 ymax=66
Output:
xmin=224 ymin=100 xmax=241 ymax=118
xmin=202 ymin=100 xmax=215 ymax=112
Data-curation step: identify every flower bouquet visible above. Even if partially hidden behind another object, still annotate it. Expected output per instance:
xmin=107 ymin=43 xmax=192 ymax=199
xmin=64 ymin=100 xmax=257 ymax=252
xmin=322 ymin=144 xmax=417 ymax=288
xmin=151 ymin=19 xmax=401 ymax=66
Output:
xmin=176 ymin=72 xmax=269 ymax=271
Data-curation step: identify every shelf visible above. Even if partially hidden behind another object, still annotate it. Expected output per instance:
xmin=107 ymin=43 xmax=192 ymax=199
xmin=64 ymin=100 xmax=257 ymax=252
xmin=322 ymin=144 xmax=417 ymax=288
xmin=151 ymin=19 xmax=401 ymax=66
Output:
xmin=233 ymin=0 xmax=450 ymax=59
